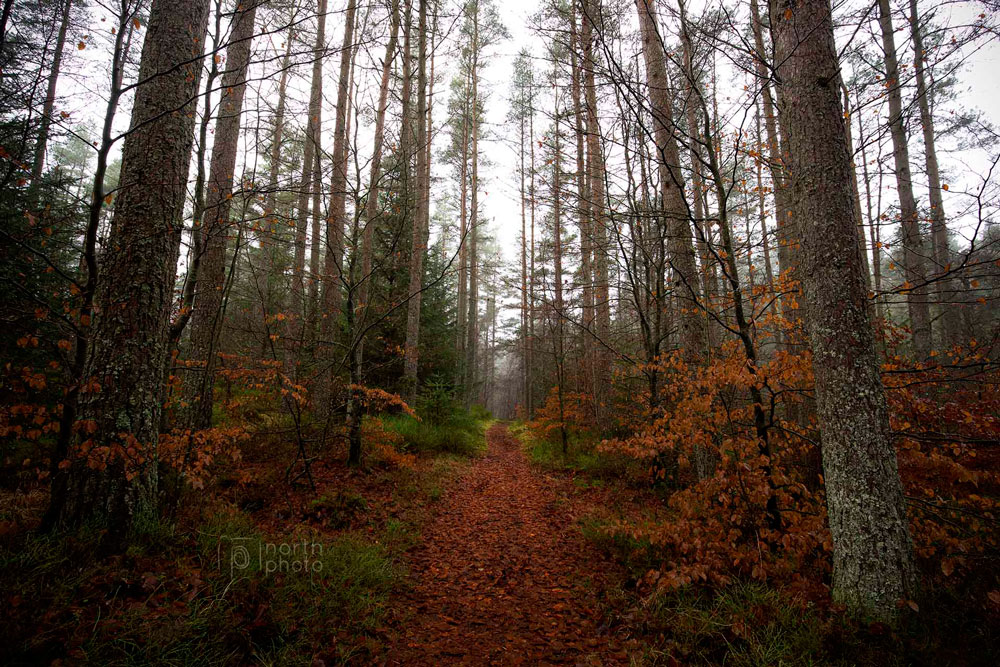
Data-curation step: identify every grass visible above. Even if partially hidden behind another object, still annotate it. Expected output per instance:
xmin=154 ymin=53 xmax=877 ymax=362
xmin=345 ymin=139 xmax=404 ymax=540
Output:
xmin=582 ymin=515 xmax=999 ymax=666
xmin=0 ymin=508 xmax=402 ymax=666
xmin=510 ymin=421 xmax=633 ymax=480
xmin=382 ymin=408 xmax=488 ymax=458
xmin=633 ymin=581 xmax=832 ymax=666
xmin=0 ymin=393 xmax=492 ymax=665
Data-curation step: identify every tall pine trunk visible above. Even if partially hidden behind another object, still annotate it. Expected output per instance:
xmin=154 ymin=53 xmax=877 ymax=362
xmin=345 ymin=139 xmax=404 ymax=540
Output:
xmin=518 ymin=68 xmax=532 ymax=415
xmin=570 ymin=5 xmax=594 ymax=406
xmin=456 ymin=66 xmax=470 ymax=376
xmin=288 ymin=0 xmax=326 ymax=369
xmin=771 ymin=0 xmax=918 ymax=622
xmin=749 ymin=0 xmax=799 ymax=336
xmin=182 ymin=2 xmax=257 ymax=430
xmin=581 ymin=0 xmax=609 ymax=411
xmin=325 ymin=0 xmax=357 ymax=444
xmin=908 ymin=0 xmax=961 ymax=347
xmin=552 ymin=97 xmax=568 ymax=455
xmin=261 ymin=29 xmax=294 ymax=331
xmin=403 ymin=0 xmax=429 ymax=402
xmin=45 ymin=0 xmax=211 ymax=538
xmin=877 ymin=0 xmax=932 ymax=358
xmin=637 ymin=0 xmax=704 ymax=363
xmin=465 ymin=6 xmax=481 ymax=405
xmin=31 ymin=0 xmax=73 ymax=184
xmin=358 ymin=0 xmax=401 ymax=363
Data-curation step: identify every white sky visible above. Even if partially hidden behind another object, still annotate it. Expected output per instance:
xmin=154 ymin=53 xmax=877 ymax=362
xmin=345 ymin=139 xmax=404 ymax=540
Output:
xmin=47 ymin=0 xmax=1000 ymax=311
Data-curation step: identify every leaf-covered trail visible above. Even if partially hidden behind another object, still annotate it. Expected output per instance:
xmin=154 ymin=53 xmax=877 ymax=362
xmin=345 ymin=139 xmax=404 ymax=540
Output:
xmin=384 ymin=423 xmax=626 ymax=665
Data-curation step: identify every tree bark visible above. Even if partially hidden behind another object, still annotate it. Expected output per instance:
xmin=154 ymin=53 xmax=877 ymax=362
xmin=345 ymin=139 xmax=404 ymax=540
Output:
xmin=570 ymin=5 xmax=594 ymax=406
xmin=320 ymin=0 xmax=356 ymax=435
xmin=288 ymin=0 xmax=326 ymax=367
xmin=638 ymin=0 xmax=704 ymax=363
xmin=581 ymin=0 xmax=610 ymax=379
xmin=552 ymin=97 xmax=568 ymax=455
xmin=770 ymin=0 xmax=918 ymax=622
xmin=321 ymin=0 xmax=357 ymax=373
xmin=841 ymin=84 xmax=874 ymax=296
xmin=754 ymin=104 xmax=775 ymax=293
xmin=518 ymin=58 xmax=532 ymax=415
xmin=749 ymin=0 xmax=799 ymax=336
xmin=403 ymin=0 xmax=429 ymax=402
xmin=456 ymin=65 xmax=470 ymax=376
xmin=908 ymin=0 xmax=960 ymax=347
xmin=261 ymin=28 xmax=294 ymax=326
xmin=465 ymin=4 xmax=480 ymax=405
xmin=182 ymin=2 xmax=257 ymax=430
xmin=46 ymin=0 xmax=211 ymax=537
xmin=358 ymin=0 xmax=400 ymax=363
xmin=31 ymin=0 xmax=73 ymax=184
xmin=877 ymin=0 xmax=933 ymax=358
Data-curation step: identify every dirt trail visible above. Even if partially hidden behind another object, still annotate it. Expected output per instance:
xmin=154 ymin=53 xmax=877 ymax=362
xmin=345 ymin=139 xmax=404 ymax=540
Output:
xmin=384 ymin=423 xmax=626 ymax=665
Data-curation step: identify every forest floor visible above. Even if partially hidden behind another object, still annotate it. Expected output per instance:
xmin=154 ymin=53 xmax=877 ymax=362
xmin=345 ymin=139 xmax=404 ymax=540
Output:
xmin=383 ymin=422 xmax=634 ymax=665
xmin=7 ymin=416 xmax=989 ymax=665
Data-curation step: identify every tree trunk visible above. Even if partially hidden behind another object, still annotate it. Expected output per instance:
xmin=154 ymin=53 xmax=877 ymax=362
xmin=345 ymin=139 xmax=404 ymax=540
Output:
xmin=288 ymin=0 xmax=326 ymax=368
xmin=182 ymin=2 xmax=257 ymax=430
xmin=456 ymin=65 xmax=470 ymax=376
xmin=841 ymin=84 xmax=874 ymax=296
xmin=31 ymin=0 xmax=73 ymax=184
xmin=403 ymin=0 xmax=429 ymax=402
xmin=754 ymin=104 xmax=775 ymax=292
xmin=570 ymin=5 xmax=594 ymax=407
xmin=323 ymin=0 xmax=356 ymax=435
xmin=552 ymin=98 xmax=568 ymax=455
xmin=909 ymin=0 xmax=960 ymax=348
xmin=638 ymin=0 xmax=704 ymax=363
xmin=358 ymin=0 xmax=400 ymax=364
xmin=518 ymin=65 xmax=531 ymax=415
xmin=46 ymin=0 xmax=211 ymax=537
xmin=261 ymin=29 xmax=294 ymax=327
xmin=877 ymin=0 xmax=932 ymax=358
xmin=581 ymin=0 xmax=609 ymax=385
xmin=528 ymin=71 xmax=537 ymax=414
xmin=683 ymin=59 xmax=719 ymax=355
xmin=465 ymin=6 xmax=480 ymax=406
xmin=770 ymin=0 xmax=918 ymax=622
xmin=750 ymin=0 xmax=799 ymax=334
xmin=857 ymin=90 xmax=887 ymax=326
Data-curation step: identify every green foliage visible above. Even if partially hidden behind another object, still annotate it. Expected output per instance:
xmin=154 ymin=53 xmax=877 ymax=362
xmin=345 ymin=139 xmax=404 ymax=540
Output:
xmin=382 ymin=411 xmax=485 ymax=458
xmin=469 ymin=404 xmax=492 ymax=422
xmin=416 ymin=376 xmax=460 ymax=426
xmin=512 ymin=421 xmax=629 ymax=479
xmin=382 ymin=391 xmax=488 ymax=458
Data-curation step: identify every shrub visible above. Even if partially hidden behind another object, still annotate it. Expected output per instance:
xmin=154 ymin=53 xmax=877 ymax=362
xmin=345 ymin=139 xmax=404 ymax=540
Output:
xmin=382 ymin=396 xmax=488 ymax=459
xmin=382 ymin=414 xmax=483 ymax=458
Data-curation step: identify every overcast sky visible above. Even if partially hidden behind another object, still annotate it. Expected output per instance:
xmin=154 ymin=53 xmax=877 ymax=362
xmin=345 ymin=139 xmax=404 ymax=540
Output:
xmin=53 ymin=0 xmax=1000 ymax=310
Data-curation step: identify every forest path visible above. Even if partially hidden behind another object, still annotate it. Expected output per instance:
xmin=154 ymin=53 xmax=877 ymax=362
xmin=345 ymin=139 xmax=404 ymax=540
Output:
xmin=383 ymin=422 xmax=626 ymax=665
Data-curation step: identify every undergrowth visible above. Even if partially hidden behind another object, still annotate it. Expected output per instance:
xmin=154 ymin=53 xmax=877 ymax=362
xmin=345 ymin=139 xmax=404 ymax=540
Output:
xmin=511 ymin=420 xmax=634 ymax=480
xmin=0 ymin=506 xmax=400 ymax=666
xmin=382 ymin=394 xmax=490 ymax=458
